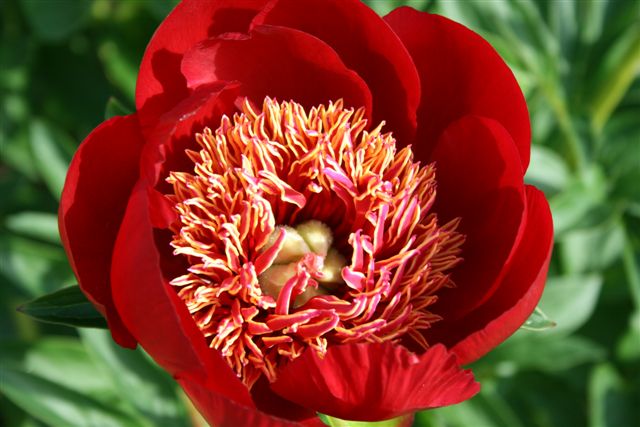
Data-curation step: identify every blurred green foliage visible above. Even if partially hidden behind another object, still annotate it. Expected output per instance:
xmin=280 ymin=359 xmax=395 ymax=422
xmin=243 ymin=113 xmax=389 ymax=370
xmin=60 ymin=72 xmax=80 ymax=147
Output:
xmin=1 ymin=0 xmax=639 ymax=426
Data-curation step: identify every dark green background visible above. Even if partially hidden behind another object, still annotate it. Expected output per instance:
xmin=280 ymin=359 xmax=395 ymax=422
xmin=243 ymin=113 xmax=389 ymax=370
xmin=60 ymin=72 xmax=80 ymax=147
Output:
xmin=1 ymin=1 xmax=639 ymax=426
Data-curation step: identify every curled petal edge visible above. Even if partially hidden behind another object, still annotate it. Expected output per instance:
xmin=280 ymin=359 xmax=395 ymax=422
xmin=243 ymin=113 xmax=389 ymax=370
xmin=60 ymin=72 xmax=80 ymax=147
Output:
xmin=451 ymin=186 xmax=554 ymax=365
xmin=110 ymin=183 xmax=252 ymax=406
xmin=59 ymin=114 xmax=144 ymax=348
xmin=384 ymin=7 xmax=531 ymax=169
xmin=271 ymin=342 xmax=479 ymax=422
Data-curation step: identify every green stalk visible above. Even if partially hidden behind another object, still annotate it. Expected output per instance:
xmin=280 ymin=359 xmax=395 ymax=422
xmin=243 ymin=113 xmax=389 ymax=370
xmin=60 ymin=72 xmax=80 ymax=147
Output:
xmin=591 ymin=24 xmax=640 ymax=134
xmin=538 ymin=77 xmax=587 ymax=173
xmin=321 ymin=414 xmax=412 ymax=427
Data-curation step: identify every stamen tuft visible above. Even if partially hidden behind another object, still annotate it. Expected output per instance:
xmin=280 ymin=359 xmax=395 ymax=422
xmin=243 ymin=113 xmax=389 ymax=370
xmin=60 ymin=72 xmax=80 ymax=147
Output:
xmin=167 ymin=98 xmax=464 ymax=387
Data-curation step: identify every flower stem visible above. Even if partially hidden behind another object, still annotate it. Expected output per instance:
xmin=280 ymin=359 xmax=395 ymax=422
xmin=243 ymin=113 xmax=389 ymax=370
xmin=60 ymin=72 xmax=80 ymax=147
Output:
xmin=320 ymin=414 xmax=413 ymax=427
xmin=538 ymin=77 xmax=587 ymax=174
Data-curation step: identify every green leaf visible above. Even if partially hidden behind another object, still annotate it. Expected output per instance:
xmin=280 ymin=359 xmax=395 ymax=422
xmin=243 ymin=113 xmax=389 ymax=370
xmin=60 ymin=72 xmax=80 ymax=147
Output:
xmin=528 ymin=94 xmax=556 ymax=143
xmin=16 ymin=419 xmax=47 ymax=427
xmin=536 ymin=274 xmax=603 ymax=336
xmin=0 ymin=234 xmax=72 ymax=296
xmin=547 ymin=0 xmax=577 ymax=55
xmin=578 ymin=0 xmax=609 ymax=44
xmin=17 ymin=285 xmax=107 ymax=329
xmin=29 ymin=119 xmax=73 ymax=201
xmin=511 ymin=0 xmax=560 ymax=61
xmin=417 ymin=381 xmax=521 ymax=427
xmin=550 ymin=165 xmax=607 ymax=236
xmin=561 ymin=219 xmax=625 ymax=274
xmin=524 ymin=145 xmax=571 ymax=194
xmin=105 ymin=97 xmax=134 ymax=120
xmin=80 ymin=329 xmax=189 ymax=427
xmin=0 ymin=367 xmax=144 ymax=427
xmin=489 ymin=335 xmax=605 ymax=374
xmin=495 ymin=370 xmax=588 ymax=427
xmin=19 ymin=0 xmax=92 ymax=42
xmin=0 ymin=338 xmax=117 ymax=399
xmin=5 ymin=211 xmax=61 ymax=244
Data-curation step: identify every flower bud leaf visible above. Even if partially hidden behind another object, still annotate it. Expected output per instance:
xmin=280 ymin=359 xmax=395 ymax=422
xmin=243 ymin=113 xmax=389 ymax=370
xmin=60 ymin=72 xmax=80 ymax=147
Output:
xmin=520 ymin=306 xmax=556 ymax=331
xmin=105 ymin=96 xmax=133 ymax=120
xmin=17 ymin=285 xmax=107 ymax=329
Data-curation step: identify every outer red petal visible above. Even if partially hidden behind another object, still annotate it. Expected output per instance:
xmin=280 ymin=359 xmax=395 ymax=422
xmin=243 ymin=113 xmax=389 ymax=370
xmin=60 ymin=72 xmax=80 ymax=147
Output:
xmin=450 ymin=186 xmax=553 ymax=364
xmin=59 ymin=115 xmax=144 ymax=348
xmin=136 ymin=0 xmax=269 ymax=129
xmin=252 ymin=0 xmax=420 ymax=143
xmin=428 ymin=115 xmax=525 ymax=322
xmin=110 ymin=184 xmax=252 ymax=407
xmin=179 ymin=375 xmax=325 ymax=427
xmin=271 ymin=343 xmax=479 ymax=422
xmin=385 ymin=8 xmax=530 ymax=169
xmin=180 ymin=25 xmax=373 ymax=116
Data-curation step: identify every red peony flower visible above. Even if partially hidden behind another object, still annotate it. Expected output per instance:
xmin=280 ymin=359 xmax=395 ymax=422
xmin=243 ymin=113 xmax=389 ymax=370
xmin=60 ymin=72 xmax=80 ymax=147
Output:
xmin=59 ymin=0 xmax=553 ymax=425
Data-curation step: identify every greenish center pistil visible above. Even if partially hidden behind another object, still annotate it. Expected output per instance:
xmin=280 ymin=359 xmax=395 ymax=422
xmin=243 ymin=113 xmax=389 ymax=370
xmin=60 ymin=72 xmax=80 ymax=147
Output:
xmin=259 ymin=220 xmax=347 ymax=307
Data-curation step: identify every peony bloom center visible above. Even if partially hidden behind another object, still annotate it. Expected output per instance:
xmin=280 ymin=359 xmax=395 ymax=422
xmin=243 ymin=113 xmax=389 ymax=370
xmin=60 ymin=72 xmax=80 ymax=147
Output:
xmin=258 ymin=220 xmax=347 ymax=308
xmin=167 ymin=98 xmax=464 ymax=388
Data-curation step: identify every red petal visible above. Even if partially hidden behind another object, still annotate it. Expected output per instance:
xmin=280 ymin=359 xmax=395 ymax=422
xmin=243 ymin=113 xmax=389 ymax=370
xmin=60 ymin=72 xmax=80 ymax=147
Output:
xmin=59 ymin=115 xmax=144 ymax=348
xmin=252 ymin=0 xmax=420 ymax=143
xmin=449 ymin=186 xmax=553 ymax=364
xmin=110 ymin=183 xmax=252 ymax=407
xmin=140 ymin=82 xmax=241 ymax=191
xmin=251 ymin=376 xmax=322 ymax=422
xmin=136 ymin=0 xmax=269 ymax=129
xmin=179 ymin=375 xmax=325 ymax=427
xmin=271 ymin=343 xmax=479 ymax=421
xmin=385 ymin=8 xmax=530 ymax=169
xmin=428 ymin=115 xmax=525 ymax=322
xmin=181 ymin=25 xmax=372 ymax=115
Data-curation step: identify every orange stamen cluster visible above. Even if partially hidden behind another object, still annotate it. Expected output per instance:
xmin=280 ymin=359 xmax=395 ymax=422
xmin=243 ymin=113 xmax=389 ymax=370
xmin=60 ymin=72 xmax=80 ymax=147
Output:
xmin=167 ymin=98 xmax=464 ymax=388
